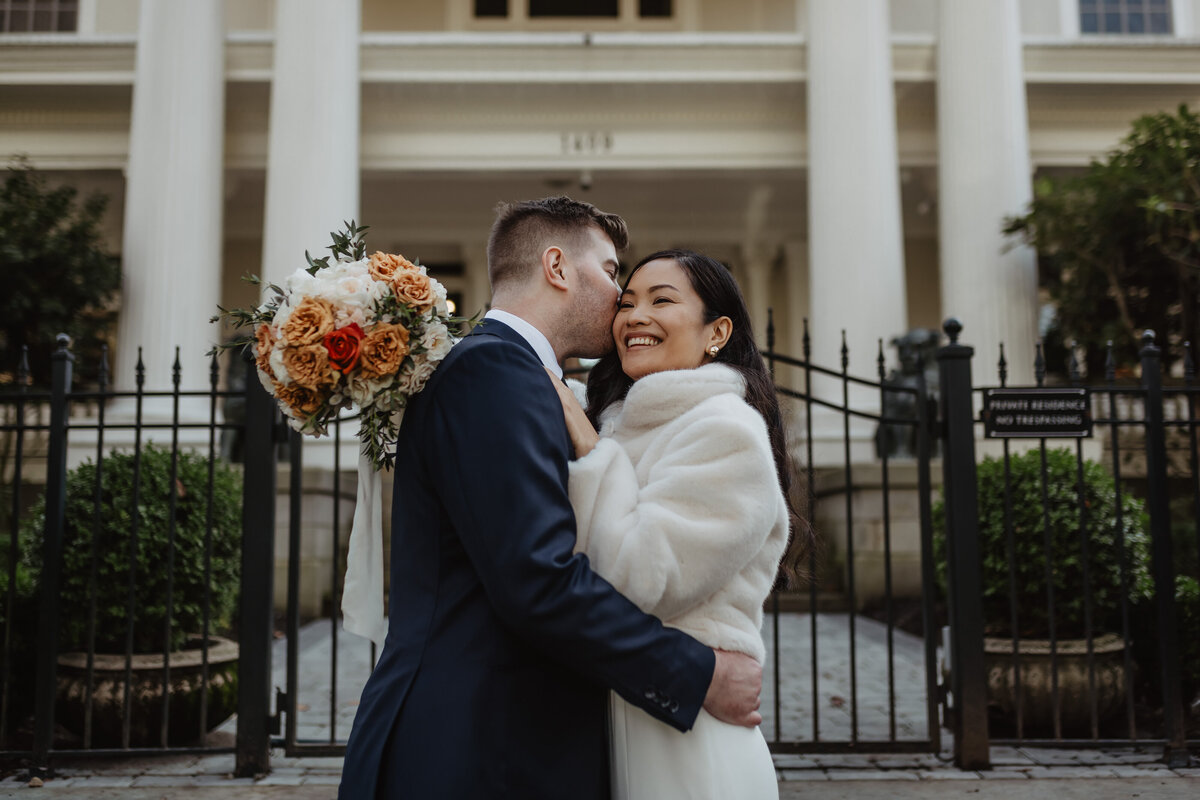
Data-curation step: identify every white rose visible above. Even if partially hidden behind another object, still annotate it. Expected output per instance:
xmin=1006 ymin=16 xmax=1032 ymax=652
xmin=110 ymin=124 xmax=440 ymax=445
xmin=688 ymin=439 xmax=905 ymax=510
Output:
xmin=395 ymin=358 xmax=437 ymax=395
xmin=256 ymin=366 xmax=275 ymax=394
xmin=431 ymin=280 xmax=449 ymax=317
xmin=268 ymin=345 xmax=289 ymax=384
xmin=420 ymin=320 xmax=454 ymax=362
xmin=345 ymin=372 xmax=393 ymax=408
xmin=333 ymin=303 xmax=371 ymax=330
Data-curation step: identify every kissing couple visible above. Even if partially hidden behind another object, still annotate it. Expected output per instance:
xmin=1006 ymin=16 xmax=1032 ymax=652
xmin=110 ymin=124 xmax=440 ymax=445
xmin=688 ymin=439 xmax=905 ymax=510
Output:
xmin=339 ymin=196 xmax=808 ymax=799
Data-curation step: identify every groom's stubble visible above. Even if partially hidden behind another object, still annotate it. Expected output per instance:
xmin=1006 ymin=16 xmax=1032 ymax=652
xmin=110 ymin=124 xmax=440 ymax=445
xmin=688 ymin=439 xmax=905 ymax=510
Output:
xmin=561 ymin=234 xmax=622 ymax=360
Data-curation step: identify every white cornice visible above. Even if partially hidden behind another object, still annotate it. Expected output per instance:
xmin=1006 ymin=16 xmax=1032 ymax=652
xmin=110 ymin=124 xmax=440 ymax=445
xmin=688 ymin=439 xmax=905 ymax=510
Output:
xmin=0 ymin=32 xmax=1197 ymax=86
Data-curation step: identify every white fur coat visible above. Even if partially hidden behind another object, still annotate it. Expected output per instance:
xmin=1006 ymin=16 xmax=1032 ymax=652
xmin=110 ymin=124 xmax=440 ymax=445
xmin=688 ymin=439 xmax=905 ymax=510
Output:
xmin=568 ymin=363 xmax=789 ymax=662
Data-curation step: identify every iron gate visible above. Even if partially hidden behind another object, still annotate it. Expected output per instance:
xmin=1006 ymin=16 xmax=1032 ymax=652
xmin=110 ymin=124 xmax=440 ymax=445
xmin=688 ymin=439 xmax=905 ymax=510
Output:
xmin=261 ymin=314 xmax=948 ymax=760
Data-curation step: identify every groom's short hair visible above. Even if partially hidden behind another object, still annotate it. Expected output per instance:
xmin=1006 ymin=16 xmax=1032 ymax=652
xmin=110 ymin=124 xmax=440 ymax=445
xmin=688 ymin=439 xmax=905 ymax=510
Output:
xmin=487 ymin=196 xmax=628 ymax=292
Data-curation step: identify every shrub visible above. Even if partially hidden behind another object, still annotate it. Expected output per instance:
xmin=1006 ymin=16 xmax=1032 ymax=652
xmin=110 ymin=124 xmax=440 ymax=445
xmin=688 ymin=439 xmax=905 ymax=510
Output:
xmin=933 ymin=447 xmax=1150 ymax=639
xmin=20 ymin=444 xmax=242 ymax=653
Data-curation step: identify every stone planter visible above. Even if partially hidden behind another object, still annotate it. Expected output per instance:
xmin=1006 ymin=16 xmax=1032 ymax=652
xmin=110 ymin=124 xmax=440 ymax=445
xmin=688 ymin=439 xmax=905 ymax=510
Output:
xmin=985 ymin=633 xmax=1128 ymax=733
xmin=55 ymin=635 xmax=238 ymax=747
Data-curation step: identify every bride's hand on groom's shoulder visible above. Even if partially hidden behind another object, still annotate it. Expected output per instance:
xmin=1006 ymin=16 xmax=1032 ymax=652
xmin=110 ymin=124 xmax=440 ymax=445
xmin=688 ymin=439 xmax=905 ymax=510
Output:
xmin=544 ymin=367 xmax=599 ymax=458
xmin=703 ymin=650 xmax=763 ymax=729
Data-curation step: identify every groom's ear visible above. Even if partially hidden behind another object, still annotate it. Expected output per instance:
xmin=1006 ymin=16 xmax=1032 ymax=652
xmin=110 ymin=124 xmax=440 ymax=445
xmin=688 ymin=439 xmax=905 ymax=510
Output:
xmin=542 ymin=245 xmax=569 ymax=291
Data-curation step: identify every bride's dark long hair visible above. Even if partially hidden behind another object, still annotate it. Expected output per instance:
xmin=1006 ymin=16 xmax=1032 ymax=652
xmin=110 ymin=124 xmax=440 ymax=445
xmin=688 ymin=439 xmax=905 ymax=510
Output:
xmin=585 ymin=249 xmax=813 ymax=586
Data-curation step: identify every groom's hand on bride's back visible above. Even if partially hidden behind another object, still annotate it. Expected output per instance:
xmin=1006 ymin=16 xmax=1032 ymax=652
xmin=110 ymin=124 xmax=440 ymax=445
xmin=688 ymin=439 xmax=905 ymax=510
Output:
xmin=703 ymin=650 xmax=763 ymax=728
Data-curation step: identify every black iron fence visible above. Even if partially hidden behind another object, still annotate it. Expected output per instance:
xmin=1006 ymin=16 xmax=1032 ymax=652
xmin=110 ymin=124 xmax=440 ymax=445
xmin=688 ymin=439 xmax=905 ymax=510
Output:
xmin=1 ymin=337 xmax=256 ymax=778
xmin=760 ymin=315 xmax=943 ymax=754
xmin=3 ymin=317 xmax=1197 ymax=778
xmin=937 ymin=320 xmax=1199 ymax=768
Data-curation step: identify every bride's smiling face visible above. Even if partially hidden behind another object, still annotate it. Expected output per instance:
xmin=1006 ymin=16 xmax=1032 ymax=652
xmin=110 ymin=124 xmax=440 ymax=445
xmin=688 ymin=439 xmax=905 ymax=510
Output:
xmin=614 ymin=258 xmax=731 ymax=381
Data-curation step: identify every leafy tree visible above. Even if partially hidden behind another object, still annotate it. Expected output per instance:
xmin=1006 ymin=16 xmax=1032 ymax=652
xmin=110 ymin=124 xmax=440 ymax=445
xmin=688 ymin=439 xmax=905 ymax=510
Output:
xmin=1005 ymin=105 xmax=1200 ymax=377
xmin=0 ymin=159 xmax=121 ymax=386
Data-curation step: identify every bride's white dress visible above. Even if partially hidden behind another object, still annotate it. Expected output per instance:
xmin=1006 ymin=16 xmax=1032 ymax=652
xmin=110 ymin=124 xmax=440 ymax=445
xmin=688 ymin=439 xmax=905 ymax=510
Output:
xmin=566 ymin=366 xmax=790 ymax=800
xmin=610 ymin=694 xmax=778 ymax=800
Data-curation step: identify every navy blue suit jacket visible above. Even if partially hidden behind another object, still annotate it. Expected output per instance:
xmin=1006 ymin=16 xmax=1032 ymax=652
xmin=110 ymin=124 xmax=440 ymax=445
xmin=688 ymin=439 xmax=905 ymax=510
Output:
xmin=338 ymin=319 xmax=715 ymax=799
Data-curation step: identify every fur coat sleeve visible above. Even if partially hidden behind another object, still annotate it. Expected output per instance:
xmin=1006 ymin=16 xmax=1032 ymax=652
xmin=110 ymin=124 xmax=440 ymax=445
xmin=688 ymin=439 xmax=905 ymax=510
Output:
xmin=568 ymin=397 xmax=782 ymax=625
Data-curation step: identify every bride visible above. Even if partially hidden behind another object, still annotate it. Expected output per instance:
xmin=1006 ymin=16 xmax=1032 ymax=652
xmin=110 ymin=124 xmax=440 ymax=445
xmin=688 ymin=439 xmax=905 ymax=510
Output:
xmin=548 ymin=249 xmax=808 ymax=800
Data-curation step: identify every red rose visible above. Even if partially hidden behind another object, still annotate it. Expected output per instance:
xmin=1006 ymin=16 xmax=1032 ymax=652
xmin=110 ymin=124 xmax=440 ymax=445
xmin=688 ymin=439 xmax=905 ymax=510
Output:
xmin=323 ymin=323 xmax=365 ymax=372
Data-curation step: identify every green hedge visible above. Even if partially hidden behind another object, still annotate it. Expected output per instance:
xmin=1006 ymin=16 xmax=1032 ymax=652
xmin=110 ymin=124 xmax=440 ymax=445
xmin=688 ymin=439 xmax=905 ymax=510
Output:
xmin=20 ymin=444 xmax=243 ymax=653
xmin=933 ymin=447 xmax=1150 ymax=639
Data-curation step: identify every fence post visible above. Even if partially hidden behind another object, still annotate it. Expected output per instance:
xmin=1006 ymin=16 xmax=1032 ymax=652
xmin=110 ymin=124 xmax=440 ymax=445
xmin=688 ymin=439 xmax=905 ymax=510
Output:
xmin=31 ymin=334 xmax=73 ymax=779
xmin=1138 ymin=331 xmax=1187 ymax=766
xmin=235 ymin=354 xmax=278 ymax=777
xmin=936 ymin=318 xmax=990 ymax=770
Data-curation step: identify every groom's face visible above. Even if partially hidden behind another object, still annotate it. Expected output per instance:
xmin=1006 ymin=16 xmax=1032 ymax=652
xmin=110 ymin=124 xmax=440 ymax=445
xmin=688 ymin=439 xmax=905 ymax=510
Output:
xmin=564 ymin=226 xmax=622 ymax=359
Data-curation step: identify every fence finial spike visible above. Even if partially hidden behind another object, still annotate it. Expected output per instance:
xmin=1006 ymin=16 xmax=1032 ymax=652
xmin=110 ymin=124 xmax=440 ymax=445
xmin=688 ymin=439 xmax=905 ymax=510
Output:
xmin=766 ymin=307 xmax=775 ymax=352
xmin=942 ymin=317 xmax=962 ymax=344
xmin=1105 ymin=340 xmax=1116 ymax=383
xmin=1068 ymin=340 xmax=1081 ymax=384
xmin=136 ymin=347 xmax=145 ymax=387
xmin=997 ymin=343 xmax=1008 ymax=388
xmin=802 ymin=318 xmax=811 ymax=359
xmin=1185 ymin=341 xmax=1195 ymax=384
xmin=209 ymin=349 xmax=220 ymax=389
xmin=877 ymin=338 xmax=886 ymax=381
xmin=840 ymin=330 xmax=849 ymax=372
xmin=1034 ymin=340 xmax=1046 ymax=388
xmin=172 ymin=346 xmax=182 ymax=386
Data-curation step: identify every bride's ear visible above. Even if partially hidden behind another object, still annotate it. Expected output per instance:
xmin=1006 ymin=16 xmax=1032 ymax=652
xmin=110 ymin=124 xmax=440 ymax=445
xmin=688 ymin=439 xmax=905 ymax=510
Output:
xmin=707 ymin=317 xmax=733 ymax=352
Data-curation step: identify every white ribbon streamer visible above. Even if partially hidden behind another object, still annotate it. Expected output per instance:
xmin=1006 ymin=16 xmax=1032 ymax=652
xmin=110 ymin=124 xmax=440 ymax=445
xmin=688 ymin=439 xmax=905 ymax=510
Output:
xmin=342 ymin=450 xmax=387 ymax=648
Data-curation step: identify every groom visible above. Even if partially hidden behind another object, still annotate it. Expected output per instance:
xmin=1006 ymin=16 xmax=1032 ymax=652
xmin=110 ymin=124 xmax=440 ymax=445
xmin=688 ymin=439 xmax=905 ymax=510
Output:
xmin=338 ymin=197 xmax=763 ymax=799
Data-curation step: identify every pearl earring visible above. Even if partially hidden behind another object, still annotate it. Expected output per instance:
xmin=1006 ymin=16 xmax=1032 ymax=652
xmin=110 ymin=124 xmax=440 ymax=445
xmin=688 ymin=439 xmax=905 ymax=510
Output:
xmin=708 ymin=346 xmax=720 ymax=357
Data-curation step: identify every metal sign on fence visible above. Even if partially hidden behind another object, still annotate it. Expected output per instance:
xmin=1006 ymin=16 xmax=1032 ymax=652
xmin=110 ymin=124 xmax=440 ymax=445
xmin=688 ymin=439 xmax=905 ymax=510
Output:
xmin=982 ymin=387 xmax=1092 ymax=438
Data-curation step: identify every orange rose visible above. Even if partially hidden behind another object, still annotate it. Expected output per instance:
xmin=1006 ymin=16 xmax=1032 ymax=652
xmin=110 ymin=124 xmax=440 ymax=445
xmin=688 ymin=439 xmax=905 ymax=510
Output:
xmin=368 ymin=251 xmax=418 ymax=284
xmin=281 ymin=297 xmax=335 ymax=346
xmin=275 ymin=381 xmax=323 ymax=417
xmin=392 ymin=269 xmax=435 ymax=312
xmin=281 ymin=344 xmax=335 ymax=390
xmin=254 ymin=323 xmax=274 ymax=373
xmin=358 ymin=323 xmax=411 ymax=379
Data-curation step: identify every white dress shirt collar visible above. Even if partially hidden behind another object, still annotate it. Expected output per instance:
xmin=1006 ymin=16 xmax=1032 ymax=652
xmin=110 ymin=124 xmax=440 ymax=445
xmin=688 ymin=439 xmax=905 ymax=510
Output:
xmin=484 ymin=308 xmax=562 ymax=378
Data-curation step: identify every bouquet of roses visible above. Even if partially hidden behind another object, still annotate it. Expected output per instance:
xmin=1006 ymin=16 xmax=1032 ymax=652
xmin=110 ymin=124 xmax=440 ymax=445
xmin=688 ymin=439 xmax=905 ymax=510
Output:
xmin=212 ymin=223 xmax=469 ymax=469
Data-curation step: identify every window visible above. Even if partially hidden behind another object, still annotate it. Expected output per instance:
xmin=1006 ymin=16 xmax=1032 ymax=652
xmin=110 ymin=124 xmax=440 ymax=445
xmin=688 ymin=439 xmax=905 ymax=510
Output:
xmin=529 ymin=0 xmax=618 ymax=16
xmin=473 ymin=0 xmax=673 ymax=21
xmin=1 ymin=0 xmax=78 ymax=33
xmin=1080 ymin=0 xmax=1173 ymax=35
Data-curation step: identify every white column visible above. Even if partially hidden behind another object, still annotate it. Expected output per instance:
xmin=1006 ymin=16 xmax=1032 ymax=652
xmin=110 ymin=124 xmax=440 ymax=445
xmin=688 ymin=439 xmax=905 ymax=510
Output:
xmin=783 ymin=240 xmax=809 ymax=360
xmin=740 ymin=245 xmax=775 ymax=351
xmin=806 ymin=0 xmax=908 ymax=378
xmin=115 ymin=1 xmax=224 ymax=394
xmin=261 ymin=0 xmax=361 ymax=289
xmin=937 ymin=0 xmax=1039 ymax=380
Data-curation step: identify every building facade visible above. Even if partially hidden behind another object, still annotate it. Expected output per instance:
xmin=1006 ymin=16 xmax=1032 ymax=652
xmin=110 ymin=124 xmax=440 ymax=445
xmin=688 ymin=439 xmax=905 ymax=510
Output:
xmin=2 ymin=0 xmax=1199 ymax=391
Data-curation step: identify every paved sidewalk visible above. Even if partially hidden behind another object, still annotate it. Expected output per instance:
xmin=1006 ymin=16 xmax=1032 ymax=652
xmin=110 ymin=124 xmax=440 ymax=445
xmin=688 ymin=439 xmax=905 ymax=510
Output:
xmin=235 ymin=612 xmax=937 ymax=745
xmin=1 ymin=747 xmax=1197 ymax=798
xmin=4 ymin=618 xmax=1195 ymax=797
